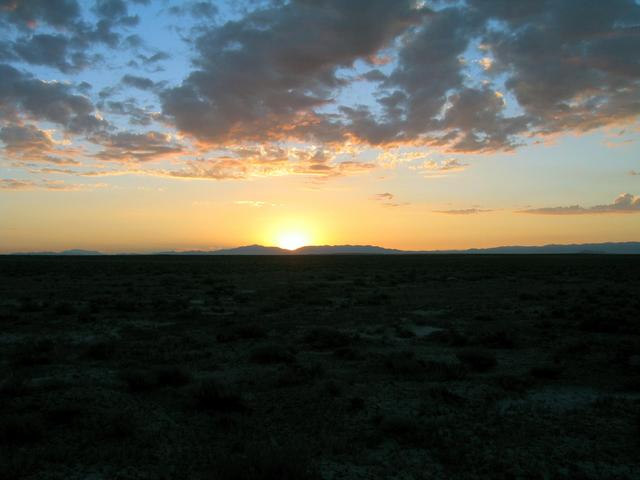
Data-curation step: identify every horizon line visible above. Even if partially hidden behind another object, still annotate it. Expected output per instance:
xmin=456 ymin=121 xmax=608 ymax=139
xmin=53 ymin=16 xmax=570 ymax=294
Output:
xmin=3 ymin=240 xmax=640 ymax=256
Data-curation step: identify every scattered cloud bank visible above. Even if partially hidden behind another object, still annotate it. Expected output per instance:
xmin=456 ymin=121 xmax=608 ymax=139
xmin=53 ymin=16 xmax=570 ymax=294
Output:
xmin=1 ymin=0 xmax=639 ymax=184
xmin=0 ymin=177 xmax=105 ymax=191
xmin=519 ymin=193 xmax=640 ymax=215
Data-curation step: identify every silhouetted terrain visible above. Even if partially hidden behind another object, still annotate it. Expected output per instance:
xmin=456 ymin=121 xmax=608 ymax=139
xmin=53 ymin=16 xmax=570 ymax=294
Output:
xmin=1 ymin=255 xmax=639 ymax=479
xmin=11 ymin=241 xmax=640 ymax=255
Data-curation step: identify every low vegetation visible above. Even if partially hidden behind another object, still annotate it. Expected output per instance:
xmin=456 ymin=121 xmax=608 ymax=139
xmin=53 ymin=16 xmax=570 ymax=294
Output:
xmin=0 ymin=255 xmax=638 ymax=479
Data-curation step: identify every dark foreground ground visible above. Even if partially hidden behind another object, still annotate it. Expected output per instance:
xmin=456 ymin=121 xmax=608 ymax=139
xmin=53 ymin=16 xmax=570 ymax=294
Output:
xmin=1 ymin=255 xmax=639 ymax=479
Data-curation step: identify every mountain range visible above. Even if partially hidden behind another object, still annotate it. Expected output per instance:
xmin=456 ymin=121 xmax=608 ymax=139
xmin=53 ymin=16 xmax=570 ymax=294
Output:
xmin=7 ymin=242 xmax=640 ymax=255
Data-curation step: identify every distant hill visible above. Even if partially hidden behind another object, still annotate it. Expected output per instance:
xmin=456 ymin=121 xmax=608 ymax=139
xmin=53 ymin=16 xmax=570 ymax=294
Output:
xmin=198 ymin=245 xmax=291 ymax=255
xmin=5 ymin=242 xmax=640 ymax=255
xmin=438 ymin=242 xmax=640 ymax=254
xmin=168 ymin=242 xmax=640 ymax=255
xmin=10 ymin=249 xmax=102 ymax=256
xmin=295 ymin=245 xmax=404 ymax=255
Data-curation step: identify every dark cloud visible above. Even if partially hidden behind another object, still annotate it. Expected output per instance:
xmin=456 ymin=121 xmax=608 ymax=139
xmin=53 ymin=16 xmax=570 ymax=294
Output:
xmin=159 ymin=0 xmax=640 ymax=154
xmin=168 ymin=1 xmax=218 ymax=19
xmin=475 ymin=0 xmax=640 ymax=136
xmin=139 ymin=52 xmax=170 ymax=65
xmin=122 ymin=34 xmax=144 ymax=49
xmin=93 ymin=0 xmax=138 ymax=27
xmin=92 ymin=131 xmax=184 ymax=163
xmin=1 ymin=123 xmax=53 ymax=150
xmin=0 ymin=123 xmax=81 ymax=164
xmin=0 ymin=64 xmax=107 ymax=134
xmin=11 ymin=33 xmax=96 ymax=73
xmin=161 ymin=0 xmax=427 ymax=144
xmin=103 ymin=99 xmax=162 ymax=126
xmin=1 ymin=0 xmax=144 ymax=74
xmin=121 ymin=74 xmax=155 ymax=90
xmin=520 ymin=193 xmax=640 ymax=215
xmin=0 ymin=0 xmax=81 ymax=30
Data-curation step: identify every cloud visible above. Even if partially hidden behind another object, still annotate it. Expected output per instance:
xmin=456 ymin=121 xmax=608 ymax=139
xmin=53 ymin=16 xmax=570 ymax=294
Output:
xmin=0 ymin=0 xmax=81 ymax=30
xmin=434 ymin=208 xmax=492 ymax=215
xmin=91 ymin=131 xmax=185 ymax=163
xmin=3 ymin=0 xmax=639 ymax=182
xmin=156 ymin=0 xmax=640 ymax=156
xmin=412 ymin=158 xmax=469 ymax=177
xmin=234 ymin=200 xmax=280 ymax=208
xmin=0 ymin=0 xmax=145 ymax=73
xmin=161 ymin=0 xmax=426 ymax=145
xmin=0 ymin=178 xmax=104 ymax=191
xmin=519 ymin=193 xmax=640 ymax=215
xmin=0 ymin=64 xmax=107 ymax=134
xmin=155 ymin=145 xmax=375 ymax=181
xmin=121 ymin=74 xmax=155 ymax=91
xmin=138 ymin=52 xmax=170 ymax=65
xmin=102 ymin=99 xmax=162 ymax=126
xmin=168 ymin=1 xmax=218 ymax=19
xmin=422 ymin=159 xmax=468 ymax=171
xmin=375 ymin=192 xmax=394 ymax=201
xmin=373 ymin=191 xmax=408 ymax=207
xmin=0 ymin=123 xmax=81 ymax=164
xmin=11 ymin=33 xmax=97 ymax=73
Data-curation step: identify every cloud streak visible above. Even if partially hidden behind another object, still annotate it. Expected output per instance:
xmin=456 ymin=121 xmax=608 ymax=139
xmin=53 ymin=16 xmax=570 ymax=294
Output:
xmin=519 ymin=193 xmax=640 ymax=215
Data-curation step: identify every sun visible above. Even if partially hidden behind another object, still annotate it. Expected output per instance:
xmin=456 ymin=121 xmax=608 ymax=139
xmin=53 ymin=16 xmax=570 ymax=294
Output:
xmin=277 ymin=231 xmax=310 ymax=250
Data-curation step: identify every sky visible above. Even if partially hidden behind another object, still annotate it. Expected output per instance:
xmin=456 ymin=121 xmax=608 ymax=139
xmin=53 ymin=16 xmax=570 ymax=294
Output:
xmin=0 ymin=0 xmax=639 ymax=253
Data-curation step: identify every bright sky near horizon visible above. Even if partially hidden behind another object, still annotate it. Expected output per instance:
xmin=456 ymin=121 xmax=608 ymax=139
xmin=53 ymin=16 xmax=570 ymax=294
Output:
xmin=0 ymin=0 xmax=639 ymax=253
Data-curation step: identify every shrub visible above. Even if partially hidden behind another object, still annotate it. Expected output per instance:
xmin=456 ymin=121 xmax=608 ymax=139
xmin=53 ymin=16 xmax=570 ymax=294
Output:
xmin=580 ymin=315 xmax=618 ymax=333
xmin=235 ymin=323 xmax=267 ymax=340
xmin=53 ymin=302 xmax=76 ymax=315
xmin=45 ymin=402 xmax=85 ymax=426
xmin=303 ymin=327 xmax=352 ymax=350
xmin=475 ymin=329 xmax=517 ymax=349
xmin=216 ymin=443 xmax=320 ymax=480
xmin=430 ymin=328 xmax=469 ymax=347
xmin=120 ymin=368 xmax=158 ymax=393
xmin=10 ymin=338 xmax=57 ymax=366
xmin=155 ymin=366 xmax=192 ymax=387
xmin=493 ymin=374 xmax=530 ymax=393
xmin=323 ymin=380 xmax=343 ymax=397
xmin=193 ymin=379 xmax=247 ymax=412
xmin=19 ymin=297 xmax=43 ymax=312
xmin=276 ymin=363 xmax=324 ymax=387
xmin=0 ymin=374 xmax=29 ymax=397
xmin=383 ymin=351 xmax=424 ymax=376
xmin=348 ymin=396 xmax=365 ymax=411
xmin=378 ymin=415 xmax=420 ymax=443
xmin=333 ymin=346 xmax=363 ymax=360
xmin=530 ymin=365 xmax=562 ymax=380
xmin=100 ymin=411 xmax=136 ymax=440
xmin=250 ymin=345 xmax=295 ymax=364
xmin=423 ymin=360 xmax=467 ymax=381
xmin=456 ymin=349 xmax=497 ymax=372
xmin=82 ymin=339 xmax=116 ymax=360
xmin=0 ymin=414 xmax=44 ymax=445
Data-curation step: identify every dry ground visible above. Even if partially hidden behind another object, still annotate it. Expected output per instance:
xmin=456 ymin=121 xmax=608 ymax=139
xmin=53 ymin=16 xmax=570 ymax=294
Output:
xmin=1 ymin=255 xmax=639 ymax=479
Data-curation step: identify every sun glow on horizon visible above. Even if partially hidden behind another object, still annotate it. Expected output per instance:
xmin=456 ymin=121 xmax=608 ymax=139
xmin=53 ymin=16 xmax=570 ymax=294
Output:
xmin=276 ymin=231 xmax=311 ymax=250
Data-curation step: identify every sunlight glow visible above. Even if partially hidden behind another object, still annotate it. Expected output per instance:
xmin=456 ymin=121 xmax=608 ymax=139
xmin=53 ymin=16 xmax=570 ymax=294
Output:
xmin=277 ymin=231 xmax=310 ymax=250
